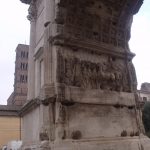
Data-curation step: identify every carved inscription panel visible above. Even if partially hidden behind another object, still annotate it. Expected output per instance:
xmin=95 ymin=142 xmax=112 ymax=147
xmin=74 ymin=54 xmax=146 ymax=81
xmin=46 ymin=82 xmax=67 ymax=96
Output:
xmin=67 ymin=104 xmax=138 ymax=139
xmin=57 ymin=49 xmax=131 ymax=92
xmin=54 ymin=0 xmax=133 ymax=49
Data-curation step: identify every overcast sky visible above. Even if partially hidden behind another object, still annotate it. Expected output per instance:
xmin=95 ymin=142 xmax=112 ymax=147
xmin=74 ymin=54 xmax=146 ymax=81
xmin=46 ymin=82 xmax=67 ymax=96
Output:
xmin=129 ymin=0 xmax=150 ymax=89
xmin=0 ymin=0 xmax=150 ymax=105
xmin=0 ymin=0 xmax=30 ymax=104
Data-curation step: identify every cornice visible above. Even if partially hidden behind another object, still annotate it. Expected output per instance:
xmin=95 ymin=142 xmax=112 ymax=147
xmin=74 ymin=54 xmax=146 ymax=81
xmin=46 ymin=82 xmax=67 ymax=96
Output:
xmin=19 ymin=96 xmax=56 ymax=116
xmin=20 ymin=0 xmax=32 ymax=4
xmin=20 ymin=0 xmax=144 ymax=9
xmin=133 ymin=0 xmax=144 ymax=14
xmin=52 ymin=37 xmax=135 ymax=61
xmin=19 ymin=98 xmax=40 ymax=116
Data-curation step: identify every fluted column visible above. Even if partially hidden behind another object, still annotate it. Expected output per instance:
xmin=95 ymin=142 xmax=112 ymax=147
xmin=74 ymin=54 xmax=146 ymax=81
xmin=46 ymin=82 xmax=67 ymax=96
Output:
xmin=43 ymin=0 xmax=55 ymax=93
xmin=27 ymin=1 xmax=37 ymax=100
xmin=44 ymin=29 xmax=53 ymax=85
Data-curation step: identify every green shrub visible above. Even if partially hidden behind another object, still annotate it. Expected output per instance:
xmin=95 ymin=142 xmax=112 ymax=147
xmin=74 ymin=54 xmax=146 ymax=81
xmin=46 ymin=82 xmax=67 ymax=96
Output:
xmin=142 ymin=101 xmax=150 ymax=137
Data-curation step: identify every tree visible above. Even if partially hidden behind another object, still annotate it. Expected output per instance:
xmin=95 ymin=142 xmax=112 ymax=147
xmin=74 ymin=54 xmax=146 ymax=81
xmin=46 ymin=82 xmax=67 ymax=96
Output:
xmin=142 ymin=101 xmax=150 ymax=137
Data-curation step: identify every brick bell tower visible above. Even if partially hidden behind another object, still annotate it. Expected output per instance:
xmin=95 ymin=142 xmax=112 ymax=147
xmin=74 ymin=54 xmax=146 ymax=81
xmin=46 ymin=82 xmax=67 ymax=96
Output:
xmin=20 ymin=0 xmax=150 ymax=150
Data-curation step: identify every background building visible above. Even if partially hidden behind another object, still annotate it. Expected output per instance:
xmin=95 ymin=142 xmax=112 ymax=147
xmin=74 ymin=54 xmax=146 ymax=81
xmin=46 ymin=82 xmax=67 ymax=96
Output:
xmin=138 ymin=82 xmax=150 ymax=107
xmin=7 ymin=44 xmax=29 ymax=106
xmin=0 ymin=44 xmax=28 ymax=148
xmin=0 ymin=105 xmax=21 ymax=149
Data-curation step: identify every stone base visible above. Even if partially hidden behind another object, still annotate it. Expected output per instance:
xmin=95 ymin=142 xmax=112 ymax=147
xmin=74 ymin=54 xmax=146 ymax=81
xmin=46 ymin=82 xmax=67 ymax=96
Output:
xmin=51 ymin=136 xmax=150 ymax=150
xmin=21 ymin=136 xmax=150 ymax=150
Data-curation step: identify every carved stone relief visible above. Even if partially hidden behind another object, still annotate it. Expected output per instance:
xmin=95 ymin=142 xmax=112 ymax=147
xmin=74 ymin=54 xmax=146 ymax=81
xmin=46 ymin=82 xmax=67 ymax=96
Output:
xmin=53 ymin=0 xmax=134 ymax=49
xmin=57 ymin=50 xmax=130 ymax=92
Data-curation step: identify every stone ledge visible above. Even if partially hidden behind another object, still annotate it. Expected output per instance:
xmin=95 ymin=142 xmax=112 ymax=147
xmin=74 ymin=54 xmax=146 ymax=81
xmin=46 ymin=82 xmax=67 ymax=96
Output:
xmin=19 ymin=96 xmax=56 ymax=116
xmin=61 ymin=86 xmax=136 ymax=107
xmin=51 ymin=136 xmax=150 ymax=150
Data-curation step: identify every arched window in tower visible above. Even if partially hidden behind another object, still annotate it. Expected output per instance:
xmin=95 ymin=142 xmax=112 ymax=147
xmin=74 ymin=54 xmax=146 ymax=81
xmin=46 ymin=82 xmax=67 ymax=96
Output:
xmin=26 ymin=52 xmax=28 ymax=58
xmin=40 ymin=60 xmax=44 ymax=87
xmin=25 ymin=75 xmax=28 ymax=83
xmin=21 ymin=51 xmax=23 ymax=58
xmin=20 ymin=63 xmax=22 ymax=69
xmin=26 ymin=63 xmax=28 ymax=70
xmin=20 ymin=75 xmax=23 ymax=82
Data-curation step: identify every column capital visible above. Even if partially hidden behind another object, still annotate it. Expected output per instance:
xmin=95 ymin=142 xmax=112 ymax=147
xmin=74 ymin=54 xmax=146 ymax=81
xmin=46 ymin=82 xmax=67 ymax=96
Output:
xmin=27 ymin=1 xmax=37 ymax=21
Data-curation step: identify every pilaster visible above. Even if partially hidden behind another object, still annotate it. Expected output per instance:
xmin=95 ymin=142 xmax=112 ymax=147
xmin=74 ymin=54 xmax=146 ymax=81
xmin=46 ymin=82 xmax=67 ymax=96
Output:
xmin=27 ymin=0 xmax=37 ymax=100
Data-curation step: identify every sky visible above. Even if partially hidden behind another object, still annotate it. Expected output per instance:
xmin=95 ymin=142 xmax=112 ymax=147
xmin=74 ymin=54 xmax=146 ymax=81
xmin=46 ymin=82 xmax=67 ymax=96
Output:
xmin=129 ymin=0 xmax=150 ymax=89
xmin=0 ymin=0 xmax=30 ymax=104
xmin=0 ymin=0 xmax=150 ymax=105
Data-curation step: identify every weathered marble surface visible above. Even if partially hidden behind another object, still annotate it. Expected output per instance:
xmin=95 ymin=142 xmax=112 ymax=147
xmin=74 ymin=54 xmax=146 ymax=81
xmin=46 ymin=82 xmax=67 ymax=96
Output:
xmin=19 ymin=0 xmax=150 ymax=150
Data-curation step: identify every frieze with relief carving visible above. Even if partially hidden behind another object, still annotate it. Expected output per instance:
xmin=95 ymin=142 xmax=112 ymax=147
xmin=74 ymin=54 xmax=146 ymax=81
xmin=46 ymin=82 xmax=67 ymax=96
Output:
xmin=57 ymin=51 xmax=130 ymax=92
